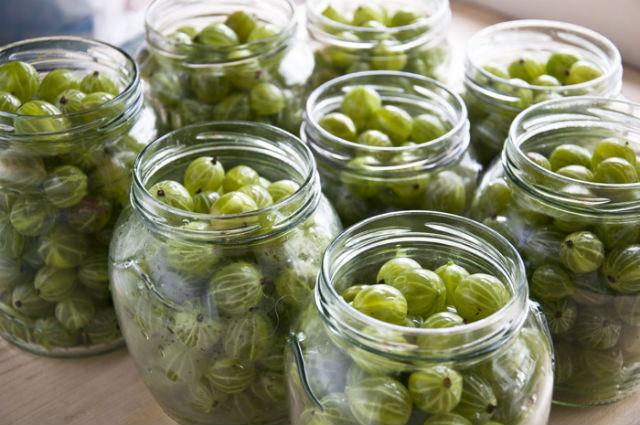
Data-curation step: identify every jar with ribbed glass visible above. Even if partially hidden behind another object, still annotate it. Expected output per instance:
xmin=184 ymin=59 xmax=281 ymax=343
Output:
xmin=140 ymin=0 xmax=313 ymax=135
xmin=306 ymin=0 xmax=451 ymax=89
xmin=110 ymin=122 xmax=341 ymax=425
xmin=286 ymin=211 xmax=554 ymax=425
xmin=302 ymin=71 xmax=479 ymax=226
xmin=471 ymin=97 xmax=640 ymax=405
xmin=0 ymin=37 xmax=156 ymax=357
xmin=464 ymin=20 xmax=622 ymax=165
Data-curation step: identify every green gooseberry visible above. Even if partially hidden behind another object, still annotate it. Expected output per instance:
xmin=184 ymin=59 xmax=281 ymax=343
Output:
xmin=322 ymin=32 xmax=359 ymax=69
xmin=581 ymin=348 xmax=624 ymax=380
xmin=389 ymin=268 xmax=446 ymax=317
xmin=164 ymin=222 xmax=221 ymax=276
xmin=390 ymin=9 xmax=421 ymax=27
xmin=225 ymin=11 xmax=258 ymax=42
xmin=0 ymin=209 xmax=24 ymax=259
xmin=352 ymin=284 xmax=408 ymax=324
xmin=482 ymin=64 xmax=508 ymax=79
xmin=530 ymin=264 xmax=574 ymax=301
xmin=474 ymin=179 xmax=512 ymax=217
xmin=85 ymin=309 xmax=120 ymax=344
xmin=423 ymin=171 xmax=467 ymax=215
xmin=454 ymin=373 xmax=497 ymax=423
xmin=340 ymin=86 xmax=382 ymax=131
xmin=149 ymin=180 xmax=194 ymax=211
xmin=213 ymin=93 xmax=251 ymax=120
xmin=358 ymin=130 xmax=394 ymax=155
xmin=172 ymin=309 xmax=224 ymax=351
xmin=560 ymin=231 xmax=604 ymax=273
xmin=80 ymin=92 xmax=119 ymax=122
xmin=304 ymin=393 xmax=356 ymax=425
xmin=532 ymin=74 xmax=561 ymax=86
xmin=0 ymin=153 xmax=46 ymax=189
xmin=346 ymin=376 xmax=412 ymax=425
xmin=223 ymin=165 xmax=260 ymax=192
xmin=251 ymin=371 xmax=286 ymax=403
xmin=526 ymin=151 xmax=549 ymax=170
xmin=43 ymin=165 xmax=88 ymax=208
xmin=55 ymin=89 xmax=86 ymax=114
xmin=38 ymin=225 xmax=88 ymax=268
xmin=321 ymin=5 xmax=349 ymax=25
xmin=166 ymin=31 xmax=193 ymax=51
xmin=377 ymin=257 xmax=421 ymax=284
xmin=33 ymin=317 xmax=77 ymax=349
xmin=0 ymin=253 xmax=30 ymax=291
xmin=614 ymin=295 xmax=640 ymax=326
xmin=451 ymin=274 xmax=510 ymax=322
xmin=246 ymin=23 xmax=279 ymax=42
xmin=183 ymin=156 xmax=225 ymax=195
xmin=66 ymin=196 xmax=112 ymax=234
xmin=556 ymin=164 xmax=594 ymax=182
xmin=210 ymin=191 xmax=258 ymax=214
xmin=195 ymin=23 xmax=239 ymax=46
xmin=594 ymin=222 xmax=640 ymax=250
xmin=12 ymin=284 xmax=53 ymax=318
xmin=238 ymin=184 xmax=274 ymax=208
xmin=436 ymin=261 xmax=470 ymax=305
xmin=91 ymin=151 xmax=135 ymax=207
xmin=593 ymin=157 xmax=638 ymax=184
xmin=209 ymin=261 xmax=263 ymax=315
xmin=546 ymin=51 xmax=580 ymax=83
xmin=507 ymin=55 xmax=545 ymax=83
xmin=423 ymin=414 xmax=472 ymax=425
xmin=422 ymin=311 xmax=465 ymax=329
xmin=370 ymin=105 xmax=413 ymax=144
xmin=574 ymin=308 xmax=621 ymax=349
xmin=157 ymin=342 xmax=199 ymax=383
xmin=149 ymin=71 xmax=183 ymax=107
xmin=408 ymin=366 xmax=463 ymax=414
xmin=0 ymin=190 xmax=16 ymax=212
xmin=342 ymin=284 xmax=368 ymax=303
xmin=78 ymin=252 xmax=108 ymax=292
xmin=0 ymin=61 xmax=39 ymax=103
xmin=80 ymin=71 xmax=119 ymax=96
xmin=193 ymin=191 xmax=221 ymax=214
xmin=34 ymin=266 xmax=77 ymax=302
xmin=554 ymin=341 xmax=574 ymax=384
xmin=14 ymin=100 xmax=68 ymax=134
xmin=541 ymin=298 xmax=577 ymax=335
xmin=521 ymin=228 xmax=563 ymax=267
xmin=268 ymin=179 xmax=300 ymax=203
xmin=188 ymin=378 xmax=229 ymax=414
xmin=592 ymin=138 xmax=636 ymax=169
xmin=55 ymin=290 xmax=96 ymax=330
xmin=352 ymin=4 xmax=386 ymax=25
xmin=274 ymin=261 xmax=317 ymax=309
xmin=0 ymin=91 xmax=21 ymax=114
xmin=189 ymin=69 xmax=230 ymax=104
xmin=319 ymin=112 xmax=358 ymax=141
xmin=36 ymin=69 xmax=79 ymax=103
xmin=411 ymin=113 xmax=447 ymax=143
xmin=250 ymin=82 xmax=286 ymax=116
xmin=223 ymin=312 xmax=272 ymax=361
xmin=571 ymin=273 xmax=610 ymax=306
xmin=176 ymin=26 xmax=197 ymax=38
xmin=370 ymin=41 xmax=408 ymax=72
xmin=565 ymin=60 xmax=602 ymax=85
xmin=603 ymin=244 xmax=640 ymax=294
xmin=549 ymin=143 xmax=592 ymax=171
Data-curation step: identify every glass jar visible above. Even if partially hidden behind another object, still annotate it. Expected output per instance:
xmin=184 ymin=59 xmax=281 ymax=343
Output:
xmin=471 ymin=97 xmax=640 ymax=405
xmin=140 ymin=0 xmax=313 ymax=135
xmin=0 ymin=37 xmax=156 ymax=357
xmin=306 ymin=0 xmax=451 ymax=89
xmin=464 ymin=20 xmax=622 ymax=165
xmin=286 ymin=211 xmax=554 ymax=425
xmin=110 ymin=122 xmax=342 ymax=425
xmin=302 ymin=71 xmax=480 ymax=226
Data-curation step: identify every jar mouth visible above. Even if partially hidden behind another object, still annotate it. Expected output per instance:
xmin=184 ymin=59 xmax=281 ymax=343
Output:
xmin=465 ymin=20 xmax=622 ymax=107
xmin=132 ymin=121 xmax=320 ymax=243
xmin=145 ymin=0 xmax=297 ymax=64
xmin=302 ymin=71 xmax=469 ymax=176
xmin=0 ymin=36 xmax=142 ymax=139
xmin=505 ymin=96 xmax=640 ymax=214
xmin=307 ymin=0 xmax=450 ymax=47
xmin=316 ymin=211 xmax=528 ymax=362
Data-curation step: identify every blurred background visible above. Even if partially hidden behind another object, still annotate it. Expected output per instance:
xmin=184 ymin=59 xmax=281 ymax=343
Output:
xmin=0 ymin=0 xmax=637 ymax=67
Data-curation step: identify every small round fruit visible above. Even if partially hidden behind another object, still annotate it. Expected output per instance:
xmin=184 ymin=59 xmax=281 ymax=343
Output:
xmin=36 ymin=69 xmax=79 ymax=103
xmin=591 ymin=138 xmax=636 ymax=169
xmin=604 ymin=245 xmax=640 ymax=294
xmin=43 ymin=165 xmax=88 ymax=208
xmin=556 ymin=165 xmax=594 ymax=181
xmin=370 ymin=105 xmax=413 ymax=145
xmin=412 ymin=113 xmax=447 ymax=143
xmin=149 ymin=180 xmax=194 ymax=211
xmin=377 ymin=257 xmax=422 ymax=284
xmin=37 ymin=225 xmax=88 ymax=268
xmin=12 ymin=284 xmax=53 ymax=318
xmin=206 ymin=358 xmax=256 ymax=394
xmin=352 ymin=284 xmax=408 ymax=324
xmin=14 ymin=100 xmax=68 ymax=134
xmin=195 ymin=22 xmax=239 ymax=46
xmin=560 ymin=231 xmax=605 ymax=273
xmin=436 ymin=261 xmax=470 ymax=305
xmin=389 ymin=268 xmax=446 ymax=317
xmin=546 ymin=51 xmax=580 ymax=83
xmin=566 ymin=60 xmax=602 ymax=85
xmin=319 ymin=112 xmax=357 ymax=141
xmin=268 ymin=179 xmax=300 ymax=203
xmin=80 ymin=70 xmax=119 ymax=95
xmin=423 ymin=171 xmax=467 ymax=215
xmin=183 ymin=156 xmax=225 ymax=195
xmin=222 ymin=165 xmax=260 ymax=192
xmin=225 ymin=11 xmax=258 ymax=42
xmin=542 ymin=298 xmax=577 ymax=335
xmin=408 ymin=366 xmax=463 ymax=414
xmin=574 ymin=309 xmax=622 ymax=349
xmin=209 ymin=261 xmax=263 ymax=316
xmin=10 ymin=195 xmax=56 ymax=236
xmin=530 ymin=264 xmax=574 ymax=301
xmin=549 ymin=144 xmax=592 ymax=171
xmin=422 ymin=311 xmax=465 ymax=329
xmin=593 ymin=157 xmax=638 ymax=184
xmin=246 ymin=23 xmax=279 ymax=42
xmin=250 ymin=82 xmax=285 ymax=116
xmin=507 ymin=55 xmax=545 ymax=83
xmin=346 ymin=376 xmax=412 ymax=425
xmin=34 ymin=266 xmax=77 ymax=302
xmin=172 ymin=309 xmax=224 ymax=351
xmin=55 ymin=290 xmax=96 ymax=330
xmin=451 ymin=274 xmax=510 ymax=322
xmin=223 ymin=312 xmax=272 ymax=361
xmin=0 ymin=154 xmax=46 ymax=189
xmin=0 ymin=61 xmax=39 ymax=103
xmin=193 ymin=191 xmax=221 ymax=214
xmin=210 ymin=191 xmax=258 ymax=215
xmin=340 ymin=86 xmax=382 ymax=130
xmin=0 ymin=91 xmax=21 ymax=113
xmin=238 ymin=184 xmax=273 ymax=208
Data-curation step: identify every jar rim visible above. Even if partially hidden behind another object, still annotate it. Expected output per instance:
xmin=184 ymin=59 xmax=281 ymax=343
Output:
xmin=465 ymin=19 xmax=622 ymax=100
xmin=132 ymin=120 xmax=321 ymax=243
xmin=316 ymin=210 xmax=529 ymax=361
xmin=303 ymin=71 xmax=470 ymax=174
xmin=0 ymin=36 xmax=142 ymax=137
xmin=505 ymin=96 xmax=640 ymax=215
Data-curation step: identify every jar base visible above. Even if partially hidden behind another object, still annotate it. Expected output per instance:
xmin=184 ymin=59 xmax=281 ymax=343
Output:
xmin=553 ymin=383 xmax=640 ymax=407
xmin=1 ymin=333 xmax=125 ymax=358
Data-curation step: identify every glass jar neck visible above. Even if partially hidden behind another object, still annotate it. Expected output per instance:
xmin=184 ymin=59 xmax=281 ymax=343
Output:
xmin=0 ymin=37 xmax=143 ymax=149
xmin=302 ymin=71 xmax=469 ymax=179
xmin=306 ymin=0 xmax=450 ymax=51
xmin=464 ymin=20 xmax=622 ymax=113
xmin=132 ymin=121 xmax=321 ymax=245
xmin=315 ymin=211 xmax=529 ymax=363
xmin=145 ymin=0 xmax=297 ymax=65
xmin=504 ymin=97 xmax=640 ymax=217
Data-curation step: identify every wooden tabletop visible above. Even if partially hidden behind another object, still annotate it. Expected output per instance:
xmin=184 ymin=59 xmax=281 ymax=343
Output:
xmin=2 ymin=2 xmax=640 ymax=425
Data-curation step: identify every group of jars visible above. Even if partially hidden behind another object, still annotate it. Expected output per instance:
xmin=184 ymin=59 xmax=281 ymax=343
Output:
xmin=0 ymin=0 xmax=638 ymax=425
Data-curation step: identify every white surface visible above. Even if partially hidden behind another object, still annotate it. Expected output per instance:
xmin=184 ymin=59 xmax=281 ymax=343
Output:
xmin=459 ymin=0 xmax=640 ymax=68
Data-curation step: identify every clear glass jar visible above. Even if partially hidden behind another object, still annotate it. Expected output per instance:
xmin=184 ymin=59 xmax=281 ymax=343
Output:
xmin=0 ymin=37 xmax=156 ymax=357
xmin=140 ymin=0 xmax=313 ymax=135
xmin=471 ymin=97 xmax=640 ymax=405
xmin=464 ymin=20 xmax=622 ymax=165
xmin=306 ymin=0 xmax=451 ymax=89
xmin=286 ymin=211 xmax=554 ymax=425
xmin=302 ymin=71 xmax=480 ymax=226
xmin=110 ymin=122 xmax=342 ymax=425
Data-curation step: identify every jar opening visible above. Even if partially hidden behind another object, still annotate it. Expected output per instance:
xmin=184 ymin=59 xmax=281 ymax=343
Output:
xmin=505 ymin=97 xmax=640 ymax=215
xmin=145 ymin=0 xmax=297 ymax=64
xmin=316 ymin=211 xmax=528 ymax=362
xmin=302 ymin=71 xmax=469 ymax=177
xmin=132 ymin=121 xmax=321 ymax=244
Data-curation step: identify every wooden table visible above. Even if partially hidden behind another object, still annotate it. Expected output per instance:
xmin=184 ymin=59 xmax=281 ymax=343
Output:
xmin=2 ymin=2 xmax=640 ymax=425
